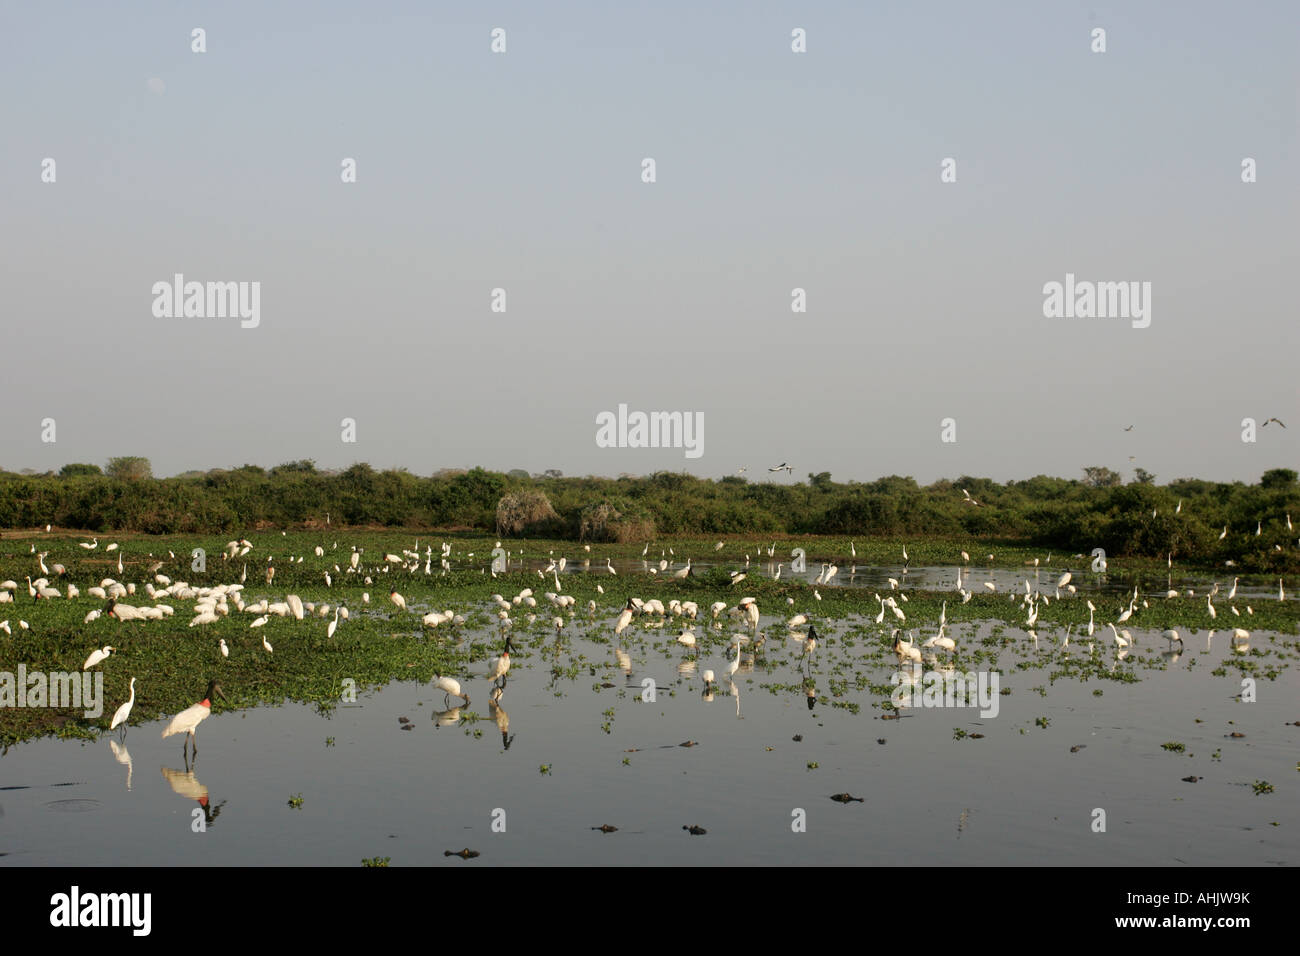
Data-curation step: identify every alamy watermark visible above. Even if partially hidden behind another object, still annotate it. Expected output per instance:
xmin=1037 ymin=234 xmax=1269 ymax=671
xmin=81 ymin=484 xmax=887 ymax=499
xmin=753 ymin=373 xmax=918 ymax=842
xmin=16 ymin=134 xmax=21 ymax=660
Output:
xmin=152 ymin=273 xmax=260 ymax=328
xmin=1 ymin=666 xmax=103 ymax=718
xmin=595 ymin=404 xmax=703 ymax=459
xmin=1042 ymin=273 xmax=1150 ymax=329
xmin=891 ymin=666 xmax=1000 ymax=718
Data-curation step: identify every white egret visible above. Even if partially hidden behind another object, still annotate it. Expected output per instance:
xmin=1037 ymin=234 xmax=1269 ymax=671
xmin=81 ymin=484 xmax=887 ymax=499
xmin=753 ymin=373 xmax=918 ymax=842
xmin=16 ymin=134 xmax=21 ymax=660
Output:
xmin=109 ymin=678 xmax=136 ymax=736
xmin=83 ymin=645 xmax=114 ymax=670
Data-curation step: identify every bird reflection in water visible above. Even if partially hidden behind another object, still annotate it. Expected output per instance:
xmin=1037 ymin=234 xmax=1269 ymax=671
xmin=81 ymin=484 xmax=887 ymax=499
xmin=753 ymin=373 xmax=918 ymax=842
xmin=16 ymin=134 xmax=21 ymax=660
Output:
xmin=109 ymin=739 xmax=133 ymax=791
xmin=432 ymin=705 xmax=463 ymax=728
xmin=892 ymin=661 xmax=922 ymax=711
xmin=161 ymin=759 xmax=226 ymax=828
xmin=489 ymin=686 xmax=514 ymax=750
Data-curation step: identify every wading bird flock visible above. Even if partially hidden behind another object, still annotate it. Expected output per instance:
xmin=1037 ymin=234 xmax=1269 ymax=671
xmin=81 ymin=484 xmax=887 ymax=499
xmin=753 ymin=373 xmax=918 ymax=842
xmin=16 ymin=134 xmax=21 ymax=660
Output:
xmin=3 ymin=510 xmax=1295 ymax=757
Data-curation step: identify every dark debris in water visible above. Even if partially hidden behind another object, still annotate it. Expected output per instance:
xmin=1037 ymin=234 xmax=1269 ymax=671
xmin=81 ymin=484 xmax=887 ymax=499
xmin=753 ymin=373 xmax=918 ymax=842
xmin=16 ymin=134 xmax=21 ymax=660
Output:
xmin=682 ymin=825 xmax=706 ymax=835
xmin=591 ymin=824 xmax=618 ymax=833
xmin=1070 ymin=745 xmax=1086 ymax=753
xmin=792 ymin=735 xmax=803 ymax=742
xmin=829 ymin=793 xmax=864 ymax=803
xmin=444 ymin=848 xmax=480 ymax=859
xmin=1182 ymin=776 xmax=1202 ymax=783
xmin=679 ymin=740 xmax=698 ymax=748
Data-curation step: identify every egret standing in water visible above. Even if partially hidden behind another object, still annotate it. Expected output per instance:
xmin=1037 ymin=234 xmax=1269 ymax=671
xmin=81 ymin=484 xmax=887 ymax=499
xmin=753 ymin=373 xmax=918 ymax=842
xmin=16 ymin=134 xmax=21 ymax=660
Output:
xmin=110 ymin=678 xmax=136 ymax=737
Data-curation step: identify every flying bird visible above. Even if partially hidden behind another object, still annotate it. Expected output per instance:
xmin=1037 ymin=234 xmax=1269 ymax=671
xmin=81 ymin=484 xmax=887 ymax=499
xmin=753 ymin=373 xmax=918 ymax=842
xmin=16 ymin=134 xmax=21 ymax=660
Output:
xmin=1262 ymin=417 xmax=1286 ymax=428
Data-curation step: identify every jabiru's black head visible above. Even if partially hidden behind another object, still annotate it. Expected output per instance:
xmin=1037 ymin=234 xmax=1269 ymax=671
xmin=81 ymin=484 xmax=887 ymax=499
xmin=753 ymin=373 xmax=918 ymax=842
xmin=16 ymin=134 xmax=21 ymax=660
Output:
xmin=625 ymin=596 xmax=636 ymax=610
xmin=104 ymin=598 xmax=117 ymax=617
xmin=204 ymin=679 xmax=227 ymax=704
xmin=808 ymin=624 xmax=818 ymax=640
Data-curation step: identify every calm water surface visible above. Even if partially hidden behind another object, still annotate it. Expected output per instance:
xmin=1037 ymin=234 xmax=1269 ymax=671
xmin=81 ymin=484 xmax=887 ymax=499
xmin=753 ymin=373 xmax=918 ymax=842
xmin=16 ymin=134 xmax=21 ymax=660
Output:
xmin=2 ymin=609 xmax=1295 ymax=866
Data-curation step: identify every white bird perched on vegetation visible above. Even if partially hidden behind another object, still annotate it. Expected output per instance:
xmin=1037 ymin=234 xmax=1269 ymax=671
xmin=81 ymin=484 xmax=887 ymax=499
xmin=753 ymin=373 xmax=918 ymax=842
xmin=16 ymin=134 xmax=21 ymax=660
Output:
xmin=83 ymin=645 xmax=114 ymax=670
xmin=327 ymin=608 xmax=340 ymax=639
xmin=606 ymin=559 xmax=617 ymax=575
xmin=79 ymin=538 xmax=98 ymax=550
xmin=389 ymin=589 xmax=406 ymax=610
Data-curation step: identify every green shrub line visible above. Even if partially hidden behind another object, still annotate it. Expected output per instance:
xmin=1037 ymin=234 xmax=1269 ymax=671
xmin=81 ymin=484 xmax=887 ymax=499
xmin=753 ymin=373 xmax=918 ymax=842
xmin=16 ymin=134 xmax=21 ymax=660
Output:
xmin=0 ymin=464 xmax=1297 ymax=570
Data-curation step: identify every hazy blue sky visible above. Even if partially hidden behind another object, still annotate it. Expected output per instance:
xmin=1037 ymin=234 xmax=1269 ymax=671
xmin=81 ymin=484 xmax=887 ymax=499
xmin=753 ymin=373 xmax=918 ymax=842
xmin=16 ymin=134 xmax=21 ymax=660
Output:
xmin=2 ymin=1 xmax=1295 ymax=484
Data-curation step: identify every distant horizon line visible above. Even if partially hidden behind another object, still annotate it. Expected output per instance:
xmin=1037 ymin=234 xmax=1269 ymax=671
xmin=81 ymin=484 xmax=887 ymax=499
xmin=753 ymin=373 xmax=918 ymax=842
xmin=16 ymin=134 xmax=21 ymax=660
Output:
xmin=2 ymin=461 xmax=1293 ymax=488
